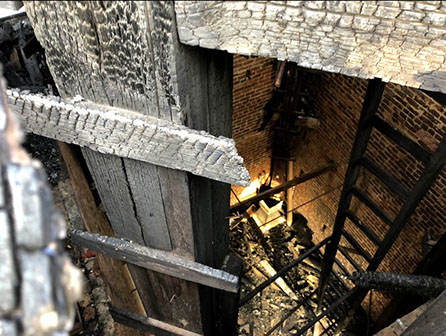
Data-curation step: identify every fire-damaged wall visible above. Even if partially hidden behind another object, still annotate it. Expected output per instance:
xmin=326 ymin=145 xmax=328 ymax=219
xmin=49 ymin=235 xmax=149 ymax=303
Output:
xmin=289 ymin=72 xmax=446 ymax=319
xmin=231 ymin=55 xmax=276 ymax=203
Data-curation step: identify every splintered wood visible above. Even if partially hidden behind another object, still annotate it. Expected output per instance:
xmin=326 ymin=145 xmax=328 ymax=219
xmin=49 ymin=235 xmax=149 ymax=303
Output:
xmin=260 ymin=260 xmax=298 ymax=301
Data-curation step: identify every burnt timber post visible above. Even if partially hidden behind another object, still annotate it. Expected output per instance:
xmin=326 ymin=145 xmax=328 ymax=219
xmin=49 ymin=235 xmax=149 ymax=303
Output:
xmin=23 ymin=1 xmax=244 ymax=335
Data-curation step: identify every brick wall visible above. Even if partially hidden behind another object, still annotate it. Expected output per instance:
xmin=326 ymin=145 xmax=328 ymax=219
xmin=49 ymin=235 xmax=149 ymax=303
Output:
xmin=290 ymin=72 xmax=446 ymax=319
xmin=231 ymin=55 xmax=276 ymax=203
xmin=230 ymin=54 xmax=446 ymax=320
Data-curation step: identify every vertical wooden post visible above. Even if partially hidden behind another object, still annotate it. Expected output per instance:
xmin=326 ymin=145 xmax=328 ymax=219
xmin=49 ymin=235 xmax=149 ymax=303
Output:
xmin=287 ymin=160 xmax=293 ymax=225
xmin=24 ymin=1 xmax=235 ymax=334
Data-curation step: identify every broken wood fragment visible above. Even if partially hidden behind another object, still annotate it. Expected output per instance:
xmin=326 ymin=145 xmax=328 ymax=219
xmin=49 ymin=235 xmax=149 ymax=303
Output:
xmin=260 ymin=260 xmax=298 ymax=300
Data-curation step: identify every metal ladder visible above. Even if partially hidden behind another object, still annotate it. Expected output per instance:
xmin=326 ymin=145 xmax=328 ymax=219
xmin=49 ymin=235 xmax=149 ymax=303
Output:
xmin=310 ymin=78 xmax=446 ymax=334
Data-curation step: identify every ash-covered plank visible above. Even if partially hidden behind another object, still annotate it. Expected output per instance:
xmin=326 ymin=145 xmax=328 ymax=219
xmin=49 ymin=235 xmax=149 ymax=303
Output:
xmin=7 ymin=90 xmax=249 ymax=186
xmin=71 ymin=230 xmax=240 ymax=293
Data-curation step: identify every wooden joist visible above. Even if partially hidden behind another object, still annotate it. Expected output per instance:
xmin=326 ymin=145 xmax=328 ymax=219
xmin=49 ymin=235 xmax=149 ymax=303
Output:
xmin=71 ymin=230 xmax=239 ymax=293
xmin=230 ymin=162 xmax=336 ymax=213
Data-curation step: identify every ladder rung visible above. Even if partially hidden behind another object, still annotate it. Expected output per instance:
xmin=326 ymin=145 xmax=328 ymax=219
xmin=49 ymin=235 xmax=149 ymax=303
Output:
xmin=270 ymin=156 xmax=296 ymax=162
xmin=372 ymin=116 xmax=431 ymax=164
xmin=334 ymin=256 xmax=352 ymax=277
xmin=274 ymin=127 xmax=300 ymax=135
xmin=345 ymin=210 xmax=381 ymax=246
xmin=351 ymin=187 xmax=394 ymax=227
xmin=360 ymin=156 xmax=410 ymax=199
xmin=338 ymin=246 xmax=363 ymax=272
xmin=341 ymin=229 xmax=372 ymax=263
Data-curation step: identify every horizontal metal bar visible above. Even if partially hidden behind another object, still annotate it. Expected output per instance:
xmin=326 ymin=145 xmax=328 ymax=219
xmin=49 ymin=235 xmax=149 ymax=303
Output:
xmin=372 ymin=116 xmax=431 ymax=164
xmin=341 ymin=229 xmax=372 ymax=263
xmin=338 ymin=246 xmax=363 ymax=272
xmin=334 ymin=256 xmax=352 ymax=277
xmin=345 ymin=210 xmax=381 ymax=246
xmin=360 ymin=156 xmax=410 ymax=199
xmin=71 ymin=230 xmax=239 ymax=293
xmin=230 ymin=162 xmax=336 ymax=213
xmin=295 ymin=290 xmax=356 ymax=336
xmin=110 ymin=306 xmax=203 ymax=336
xmin=239 ymin=235 xmax=332 ymax=306
xmin=351 ymin=187 xmax=394 ymax=227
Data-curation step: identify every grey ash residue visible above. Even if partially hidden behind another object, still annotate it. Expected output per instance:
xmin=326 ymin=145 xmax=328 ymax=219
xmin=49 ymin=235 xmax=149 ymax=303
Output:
xmin=23 ymin=133 xmax=65 ymax=186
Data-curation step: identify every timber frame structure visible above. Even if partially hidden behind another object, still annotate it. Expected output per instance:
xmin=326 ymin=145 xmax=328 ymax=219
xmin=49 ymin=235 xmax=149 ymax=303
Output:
xmin=3 ymin=1 xmax=446 ymax=335
xmin=19 ymin=2 xmax=245 ymax=335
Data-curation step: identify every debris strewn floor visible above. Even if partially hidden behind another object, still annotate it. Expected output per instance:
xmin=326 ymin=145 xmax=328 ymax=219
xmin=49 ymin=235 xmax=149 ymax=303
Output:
xmin=230 ymin=197 xmax=365 ymax=336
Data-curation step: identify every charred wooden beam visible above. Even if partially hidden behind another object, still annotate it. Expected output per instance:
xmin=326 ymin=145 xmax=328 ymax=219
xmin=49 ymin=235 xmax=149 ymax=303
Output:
xmin=71 ymin=230 xmax=239 ymax=293
xmin=7 ymin=90 xmax=249 ymax=186
xmin=230 ymin=162 xmax=335 ymax=213
xmin=58 ymin=142 xmax=147 ymax=335
xmin=274 ymin=61 xmax=286 ymax=88
xmin=215 ymin=255 xmax=243 ymax=336
xmin=348 ymin=271 xmax=446 ymax=297
xmin=110 ymin=306 xmax=203 ymax=336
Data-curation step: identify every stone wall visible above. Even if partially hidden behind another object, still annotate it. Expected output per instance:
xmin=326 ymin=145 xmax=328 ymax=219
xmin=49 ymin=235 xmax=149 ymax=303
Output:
xmin=231 ymin=55 xmax=276 ymax=203
xmin=289 ymin=72 xmax=446 ymax=319
xmin=175 ymin=1 xmax=446 ymax=93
